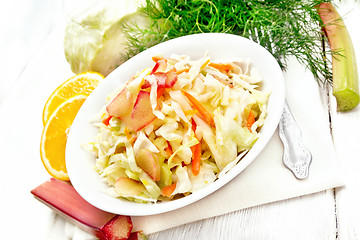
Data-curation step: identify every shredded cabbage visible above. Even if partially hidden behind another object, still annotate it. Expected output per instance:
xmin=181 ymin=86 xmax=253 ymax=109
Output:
xmin=85 ymin=54 xmax=270 ymax=203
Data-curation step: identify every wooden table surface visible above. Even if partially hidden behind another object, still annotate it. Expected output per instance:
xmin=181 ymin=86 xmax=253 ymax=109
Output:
xmin=1 ymin=1 xmax=359 ymax=239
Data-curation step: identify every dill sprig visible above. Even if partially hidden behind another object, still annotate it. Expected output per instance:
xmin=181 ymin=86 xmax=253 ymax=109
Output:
xmin=123 ymin=0 xmax=334 ymax=84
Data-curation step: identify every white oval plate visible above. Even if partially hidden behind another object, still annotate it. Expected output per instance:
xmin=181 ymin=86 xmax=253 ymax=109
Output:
xmin=66 ymin=33 xmax=285 ymax=216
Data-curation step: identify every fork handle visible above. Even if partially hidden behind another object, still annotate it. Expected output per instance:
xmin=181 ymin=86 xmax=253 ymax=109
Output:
xmin=278 ymin=101 xmax=312 ymax=179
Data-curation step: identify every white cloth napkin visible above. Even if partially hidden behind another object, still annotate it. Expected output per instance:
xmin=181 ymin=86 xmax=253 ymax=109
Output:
xmin=0 ymin=21 xmax=342 ymax=238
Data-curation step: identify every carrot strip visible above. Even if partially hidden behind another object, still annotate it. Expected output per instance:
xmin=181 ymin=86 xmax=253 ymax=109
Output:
xmin=157 ymin=87 xmax=166 ymax=98
xmin=200 ymin=59 xmax=211 ymax=69
xmin=191 ymin=118 xmax=197 ymax=133
xmin=191 ymin=119 xmax=201 ymax=176
xmin=182 ymin=90 xmax=215 ymax=127
xmin=102 ymin=114 xmax=112 ymax=126
xmin=130 ymin=137 xmax=137 ymax=145
xmin=184 ymin=109 xmax=198 ymax=116
xmin=165 ymin=141 xmax=173 ymax=157
xmin=152 ymin=56 xmax=165 ymax=62
xmin=247 ymin=110 xmax=255 ymax=131
xmin=161 ymin=183 xmax=177 ymax=197
xmin=209 ymin=62 xmax=233 ymax=72
xmin=191 ymin=142 xmax=201 ymax=176
xmin=176 ymin=67 xmax=190 ymax=75
xmin=124 ymin=127 xmax=132 ymax=140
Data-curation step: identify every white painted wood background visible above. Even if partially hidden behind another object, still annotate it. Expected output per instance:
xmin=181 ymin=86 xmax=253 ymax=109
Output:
xmin=151 ymin=1 xmax=360 ymax=239
xmin=1 ymin=1 xmax=359 ymax=239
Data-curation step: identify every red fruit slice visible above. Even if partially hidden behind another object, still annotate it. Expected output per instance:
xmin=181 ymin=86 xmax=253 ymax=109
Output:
xmin=151 ymin=59 xmax=167 ymax=74
xmin=135 ymin=149 xmax=160 ymax=181
xmin=142 ymin=71 xmax=178 ymax=90
xmin=114 ymin=177 xmax=146 ymax=197
xmin=153 ymin=72 xmax=167 ymax=87
xmin=30 ymin=178 xmax=133 ymax=240
xmin=164 ymin=70 xmax=178 ymax=88
xmin=130 ymin=91 xmax=157 ymax=131
xmin=106 ymin=88 xmax=136 ymax=119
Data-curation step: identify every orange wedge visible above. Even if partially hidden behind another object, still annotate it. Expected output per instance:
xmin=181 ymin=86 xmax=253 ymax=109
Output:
xmin=42 ymin=72 xmax=103 ymax=125
xmin=40 ymin=94 xmax=87 ymax=181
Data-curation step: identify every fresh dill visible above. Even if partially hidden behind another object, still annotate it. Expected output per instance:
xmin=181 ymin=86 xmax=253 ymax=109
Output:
xmin=122 ymin=0 xmax=334 ymax=84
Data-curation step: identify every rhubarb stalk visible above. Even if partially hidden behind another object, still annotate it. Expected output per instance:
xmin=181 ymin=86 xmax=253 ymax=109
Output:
xmin=31 ymin=178 xmax=133 ymax=240
xmin=318 ymin=2 xmax=360 ymax=111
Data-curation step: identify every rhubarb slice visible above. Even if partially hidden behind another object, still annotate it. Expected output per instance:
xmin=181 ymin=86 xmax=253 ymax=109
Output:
xmin=31 ymin=178 xmax=133 ymax=240
xmin=128 ymin=231 xmax=148 ymax=240
xmin=318 ymin=3 xmax=360 ymax=111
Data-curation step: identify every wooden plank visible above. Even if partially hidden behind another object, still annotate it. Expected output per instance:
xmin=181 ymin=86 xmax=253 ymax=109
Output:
xmin=149 ymin=190 xmax=336 ymax=240
xmin=329 ymin=1 xmax=360 ymax=240
xmin=331 ymin=94 xmax=360 ymax=239
xmin=331 ymin=97 xmax=360 ymax=240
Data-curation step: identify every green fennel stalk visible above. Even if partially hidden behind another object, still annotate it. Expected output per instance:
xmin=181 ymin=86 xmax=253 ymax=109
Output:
xmin=122 ymin=0 xmax=334 ymax=84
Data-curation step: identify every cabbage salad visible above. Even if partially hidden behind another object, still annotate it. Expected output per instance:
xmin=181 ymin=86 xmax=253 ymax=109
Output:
xmin=85 ymin=54 xmax=270 ymax=203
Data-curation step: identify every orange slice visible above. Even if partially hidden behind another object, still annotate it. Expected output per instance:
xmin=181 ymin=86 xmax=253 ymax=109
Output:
xmin=40 ymin=94 xmax=87 ymax=181
xmin=42 ymin=72 xmax=103 ymax=125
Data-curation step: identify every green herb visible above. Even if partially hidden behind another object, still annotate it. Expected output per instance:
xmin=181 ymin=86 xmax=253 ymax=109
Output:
xmin=122 ymin=0 xmax=335 ymax=84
